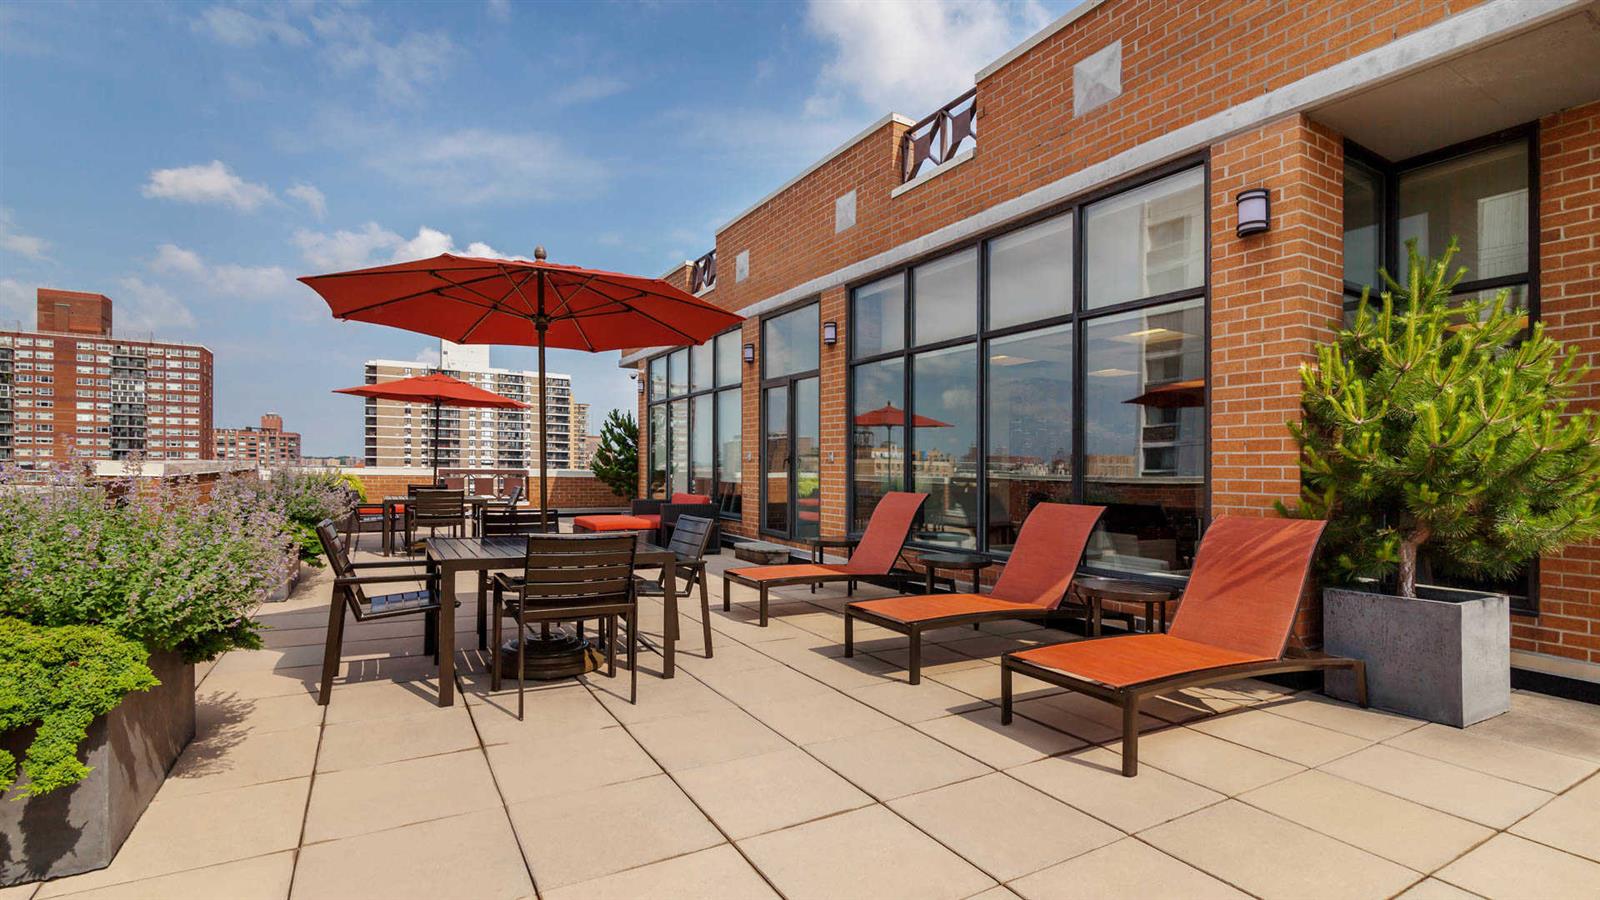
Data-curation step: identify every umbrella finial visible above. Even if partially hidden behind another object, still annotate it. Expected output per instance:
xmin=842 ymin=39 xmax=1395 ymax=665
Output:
xmin=533 ymin=245 xmax=547 ymax=261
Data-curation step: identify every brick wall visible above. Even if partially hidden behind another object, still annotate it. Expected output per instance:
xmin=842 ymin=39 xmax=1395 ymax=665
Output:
xmin=818 ymin=287 xmax=849 ymax=537
xmin=349 ymin=470 xmax=628 ymax=510
xmin=1523 ymin=100 xmax=1600 ymax=667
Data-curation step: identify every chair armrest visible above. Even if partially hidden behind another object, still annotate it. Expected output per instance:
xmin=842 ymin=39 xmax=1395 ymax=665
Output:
xmin=336 ymin=573 xmax=440 ymax=587
xmin=491 ymin=572 xmax=524 ymax=591
xmin=630 ymin=499 xmax=664 ymax=515
xmin=346 ymin=559 xmax=432 ymax=571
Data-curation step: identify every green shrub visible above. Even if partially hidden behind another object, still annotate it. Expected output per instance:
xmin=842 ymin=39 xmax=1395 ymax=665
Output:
xmin=591 ymin=410 xmax=639 ymax=499
xmin=0 ymin=618 xmax=159 ymax=798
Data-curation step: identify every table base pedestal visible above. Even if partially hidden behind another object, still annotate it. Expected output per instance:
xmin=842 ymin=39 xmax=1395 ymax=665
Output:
xmin=497 ymin=627 xmax=601 ymax=680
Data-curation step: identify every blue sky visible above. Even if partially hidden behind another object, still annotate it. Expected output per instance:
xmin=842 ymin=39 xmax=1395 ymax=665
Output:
xmin=0 ymin=0 xmax=1071 ymax=455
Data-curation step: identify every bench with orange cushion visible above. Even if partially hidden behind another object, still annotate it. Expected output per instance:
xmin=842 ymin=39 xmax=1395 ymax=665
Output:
xmin=721 ymin=491 xmax=928 ymax=627
xmin=573 ymin=514 xmax=657 ymax=533
xmin=844 ymin=502 xmax=1104 ymax=684
xmin=1000 ymin=515 xmax=1367 ymax=777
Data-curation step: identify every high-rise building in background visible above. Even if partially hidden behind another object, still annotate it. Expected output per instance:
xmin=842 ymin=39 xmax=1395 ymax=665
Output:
xmin=1 ymin=289 xmax=213 ymax=468
xmin=361 ymin=341 xmax=576 ymax=469
xmin=569 ymin=402 xmax=598 ymax=469
xmin=215 ymin=413 xmax=302 ymax=466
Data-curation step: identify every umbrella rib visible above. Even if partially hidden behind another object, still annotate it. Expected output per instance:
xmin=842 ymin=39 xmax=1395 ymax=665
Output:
xmin=328 ymin=270 xmax=516 ymax=318
xmin=455 ymin=268 xmax=538 ymax=343
xmin=544 ymin=279 xmax=600 ymax=350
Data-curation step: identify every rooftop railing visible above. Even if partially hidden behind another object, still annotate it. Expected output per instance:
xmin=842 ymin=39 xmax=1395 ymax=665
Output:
xmin=901 ymin=87 xmax=977 ymax=184
xmin=691 ymin=249 xmax=717 ymax=293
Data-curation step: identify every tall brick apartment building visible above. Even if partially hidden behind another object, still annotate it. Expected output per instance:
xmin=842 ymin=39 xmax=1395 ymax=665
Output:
xmin=215 ymin=413 xmax=302 ymax=466
xmin=1 ymin=289 xmax=213 ymax=466
xmin=625 ymin=0 xmax=1600 ymax=687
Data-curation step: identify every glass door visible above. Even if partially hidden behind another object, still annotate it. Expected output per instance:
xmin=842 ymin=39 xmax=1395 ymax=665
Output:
xmin=759 ymin=301 xmax=821 ymax=538
xmin=794 ymin=377 xmax=820 ymax=540
xmin=763 ymin=384 xmax=790 ymax=533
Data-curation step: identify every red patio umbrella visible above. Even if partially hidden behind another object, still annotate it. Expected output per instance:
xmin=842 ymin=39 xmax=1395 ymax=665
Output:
xmin=333 ymin=373 xmax=527 ymax=484
xmin=1122 ymin=378 xmax=1205 ymax=409
xmin=302 ymin=248 xmax=743 ymax=514
xmin=853 ymin=403 xmax=951 ymax=429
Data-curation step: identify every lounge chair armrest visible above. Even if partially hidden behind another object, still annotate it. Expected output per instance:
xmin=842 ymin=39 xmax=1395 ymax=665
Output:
xmin=630 ymin=499 xmax=663 ymax=515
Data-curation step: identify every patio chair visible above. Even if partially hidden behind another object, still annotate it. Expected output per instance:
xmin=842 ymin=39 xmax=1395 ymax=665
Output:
xmin=404 ymin=489 xmax=466 ymax=554
xmin=635 ymin=514 xmax=717 ymax=659
xmin=722 ymin=492 xmax=928 ymax=626
xmin=340 ymin=486 xmax=391 ymax=553
xmin=843 ymin=502 xmax=1105 ymax=684
xmin=1000 ymin=515 xmax=1368 ymax=776
xmin=314 ymin=520 xmax=441 ymax=706
xmin=474 ymin=505 xmax=561 ymax=648
xmin=492 ymin=534 xmax=640 ymax=717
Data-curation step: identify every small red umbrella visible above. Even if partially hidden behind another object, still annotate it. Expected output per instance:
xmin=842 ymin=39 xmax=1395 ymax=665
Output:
xmin=303 ymin=248 xmax=743 ymax=514
xmin=334 ymin=373 xmax=527 ymax=484
xmin=853 ymin=403 xmax=951 ymax=429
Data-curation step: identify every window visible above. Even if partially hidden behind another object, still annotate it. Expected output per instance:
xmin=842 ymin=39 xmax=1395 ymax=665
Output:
xmin=1341 ymin=130 xmax=1537 ymax=611
xmin=1343 ymin=158 xmax=1384 ymax=290
xmin=848 ymin=162 xmax=1208 ymax=579
xmin=760 ymin=301 xmax=821 ymax=537
xmin=644 ymin=327 xmax=743 ymax=514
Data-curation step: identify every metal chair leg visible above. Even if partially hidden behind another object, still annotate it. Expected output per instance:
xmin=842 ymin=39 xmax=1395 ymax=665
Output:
xmin=516 ymin=616 xmax=527 ymax=721
xmin=722 ymin=576 xmax=731 ymax=611
xmin=1000 ymin=663 xmax=1014 ymax=725
xmin=844 ymin=612 xmax=854 ymax=657
xmin=909 ymin=626 xmax=922 ymax=686
xmin=698 ymin=567 xmax=713 ymax=658
xmin=1121 ymin=695 xmax=1140 ymax=777
xmin=759 ymin=584 xmax=769 ymax=627
xmin=318 ymin=595 xmax=345 ymax=706
xmin=627 ymin=606 xmax=638 ymax=704
xmin=491 ymin=585 xmax=503 ymax=692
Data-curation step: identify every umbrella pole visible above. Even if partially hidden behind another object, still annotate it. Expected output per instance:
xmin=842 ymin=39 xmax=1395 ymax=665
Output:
xmin=433 ymin=398 xmax=441 ymax=485
xmin=536 ymin=274 xmax=549 ymax=526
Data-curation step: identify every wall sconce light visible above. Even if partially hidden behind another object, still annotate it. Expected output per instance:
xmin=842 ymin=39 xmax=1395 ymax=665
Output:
xmin=636 ymin=377 xmax=644 ymax=394
xmin=1235 ymin=188 xmax=1270 ymax=237
xmin=823 ymin=321 xmax=838 ymax=346
xmin=743 ymin=343 xmax=756 ymax=364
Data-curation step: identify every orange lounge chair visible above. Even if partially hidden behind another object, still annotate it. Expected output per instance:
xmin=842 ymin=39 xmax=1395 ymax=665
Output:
xmin=1000 ymin=515 xmax=1367 ymax=777
xmin=721 ymin=492 xmax=928 ymax=626
xmin=843 ymin=502 xmax=1105 ymax=684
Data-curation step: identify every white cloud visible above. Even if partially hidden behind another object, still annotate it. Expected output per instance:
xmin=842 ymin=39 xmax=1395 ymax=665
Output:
xmin=294 ymin=223 xmax=514 ymax=271
xmin=308 ymin=8 xmax=453 ymax=103
xmin=368 ymin=128 xmax=607 ymax=206
xmin=149 ymin=243 xmax=296 ymax=300
xmin=553 ymin=75 xmax=628 ymax=107
xmin=412 ymin=345 xmax=441 ymax=367
xmin=0 ymin=278 xmax=32 ymax=326
xmin=287 ymin=182 xmax=327 ymax=219
xmin=0 ymin=209 xmax=50 ymax=260
xmin=485 ymin=0 xmax=511 ymax=23
xmin=150 ymin=243 xmax=205 ymax=276
xmin=191 ymin=5 xmax=308 ymax=47
xmin=114 ymin=277 xmax=196 ymax=335
xmin=142 ymin=160 xmax=274 ymax=212
xmin=805 ymin=0 xmax=1050 ymax=115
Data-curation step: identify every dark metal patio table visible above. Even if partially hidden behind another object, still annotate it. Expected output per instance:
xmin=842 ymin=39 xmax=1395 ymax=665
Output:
xmin=382 ymin=495 xmax=497 ymax=555
xmin=425 ymin=535 xmax=679 ymax=707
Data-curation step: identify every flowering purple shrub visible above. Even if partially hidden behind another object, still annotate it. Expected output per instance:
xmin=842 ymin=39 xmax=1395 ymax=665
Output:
xmin=0 ymin=463 xmax=295 ymax=662
xmin=226 ymin=470 xmax=355 ymax=566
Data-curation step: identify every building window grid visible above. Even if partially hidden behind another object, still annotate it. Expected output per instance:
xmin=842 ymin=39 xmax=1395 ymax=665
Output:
xmin=645 ymin=329 xmax=743 ymax=518
xmin=847 ymin=160 xmax=1210 ymax=578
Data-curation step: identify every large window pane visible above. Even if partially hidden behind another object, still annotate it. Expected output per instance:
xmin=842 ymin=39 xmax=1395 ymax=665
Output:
xmin=715 ymin=332 xmax=741 ymax=387
xmin=795 ymin=377 xmax=821 ymax=540
xmin=716 ymin=388 xmax=741 ymax=518
xmin=691 ymin=393 xmax=713 ymax=496
xmin=668 ymin=399 xmax=688 ymax=495
xmin=1398 ymin=141 xmax=1528 ymax=282
xmin=852 ymin=273 xmax=905 ymax=358
xmin=764 ymin=385 xmax=789 ymax=532
xmin=1085 ymin=167 xmax=1205 ymax=308
xmin=986 ymin=324 xmax=1073 ymax=551
xmin=1082 ymin=299 xmax=1206 ymax=579
xmin=648 ymin=404 xmax=667 ymax=498
xmin=851 ymin=358 xmax=905 ymax=533
xmin=1344 ymin=159 xmax=1383 ymax=289
xmin=988 ymin=213 xmax=1073 ymax=330
xmin=691 ymin=341 xmax=714 ymax=393
xmin=911 ymin=343 xmax=978 ymax=549
xmin=668 ymin=349 xmax=688 ymax=396
xmin=913 ymin=249 xmax=977 ymax=345
xmin=648 ymin=356 xmax=666 ymax=402
xmin=763 ymin=304 xmax=818 ymax=378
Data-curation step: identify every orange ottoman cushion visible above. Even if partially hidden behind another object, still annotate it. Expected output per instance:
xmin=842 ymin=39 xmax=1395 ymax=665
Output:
xmin=573 ymin=515 xmax=655 ymax=532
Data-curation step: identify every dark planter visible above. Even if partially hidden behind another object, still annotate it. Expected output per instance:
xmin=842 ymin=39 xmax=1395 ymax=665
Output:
xmin=1323 ymin=585 xmax=1510 ymax=727
xmin=0 ymin=650 xmax=195 ymax=886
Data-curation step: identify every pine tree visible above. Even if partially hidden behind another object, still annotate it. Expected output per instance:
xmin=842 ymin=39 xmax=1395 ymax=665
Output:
xmin=590 ymin=409 xmax=639 ymax=500
xmin=1283 ymin=238 xmax=1600 ymax=598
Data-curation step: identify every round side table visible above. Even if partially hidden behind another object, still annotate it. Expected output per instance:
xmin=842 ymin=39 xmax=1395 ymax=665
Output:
xmin=1068 ymin=575 xmax=1179 ymax=636
xmin=918 ymin=550 xmax=993 ymax=595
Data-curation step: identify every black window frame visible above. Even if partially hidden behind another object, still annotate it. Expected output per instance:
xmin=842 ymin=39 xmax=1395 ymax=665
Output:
xmin=643 ymin=328 xmax=744 ymax=519
xmin=1343 ymin=124 xmax=1542 ymax=614
xmin=758 ymin=299 xmax=822 ymax=539
xmin=846 ymin=155 xmax=1212 ymax=584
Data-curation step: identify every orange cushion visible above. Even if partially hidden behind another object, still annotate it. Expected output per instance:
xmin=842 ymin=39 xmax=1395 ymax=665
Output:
xmin=573 ymin=515 xmax=654 ymax=532
xmin=1009 ymin=634 xmax=1273 ymax=689
xmin=671 ymin=493 xmax=711 ymax=505
xmin=849 ymin=593 xmax=1051 ymax=624
xmin=727 ymin=563 xmax=851 ymax=583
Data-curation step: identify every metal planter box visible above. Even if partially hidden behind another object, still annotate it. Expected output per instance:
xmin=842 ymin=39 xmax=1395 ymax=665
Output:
xmin=1 ymin=650 xmax=195 ymax=886
xmin=1323 ymin=585 xmax=1510 ymax=727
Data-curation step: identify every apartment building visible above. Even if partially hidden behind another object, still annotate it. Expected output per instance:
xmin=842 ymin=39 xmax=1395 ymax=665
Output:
xmin=1 ymin=288 xmax=213 ymax=467
xmin=627 ymin=0 xmax=1600 ymax=684
xmin=215 ymin=413 xmax=302 ymax=466
xmin=361 ymin=341 xmax=576 ymax=469
xmin=569 ymin=402 xmax=598 ymax=469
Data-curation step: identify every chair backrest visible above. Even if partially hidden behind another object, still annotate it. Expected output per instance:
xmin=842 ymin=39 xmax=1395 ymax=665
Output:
xmin=482 ymin=506 xmax=558 ymax=536
xmin=990 ymin=503 xmax=1105 ymax=607
xmin=666 ymin=515 xmax=715 ymax=563
xmin=413 ymin=488 xmax=465 ymax=521
xmin=316 ymin=519 xmax=366 ymax=610
xmin=517 ymin=534 xmax=636 ymax=610
xmin=1169 ymin=515 xmax=1328 ymax=659
xmin=504 ymin=484 xmax=525 ymax=506
xmin=847 ymin=492 xmax=928 ymax=574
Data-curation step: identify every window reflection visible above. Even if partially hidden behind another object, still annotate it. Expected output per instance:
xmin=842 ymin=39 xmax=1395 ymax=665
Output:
xmin=912 ymin=344 xmax=978 ymax=548
xmin=1085 ymin=168 xmax=1205 ymax=308
xmin=986 ymin=324 xmax=1073 ymax=551
xmin=988 ymin=214 xmax=1072 ymax=330
xmin=913 ymin=249 xmax=978 ymax=345
xmin=764 ymin=385 xmax=789 ymax=532
xmin=691 ymin=393 xmax=713 ymax=496
xmin=851 ymin=358 xmax=906 ymax=532
xmin=794 ymin=378 xmax=821 ymax=540
xmin=648 ymin=404 xmax=667 ymax=498
xmin=716 ymin=388 xmax=741 ymax=517
xmin=715 ymin=333 xmax=740 ymax=387
xmin=667 ymin=349 xmax=688 ymax=396
xmin=1344 ymin=159 xmax=1383 ymax=289
xmin=649 ymin=357 xmax=666 ymax=403
xmin=691 ymin=341 xmax=714 ymax=393
xmin=853 ymin=274 xmax=905 ymax=358
xmin=1082 ymin=299 xmax=1205 ymax=578
xmin=668 ymin=399 xmax=688 ymax=495
xmin=1398 ymin=142 xmax=1528 ymax=283
xmin=763 ymin=304 xmax=819 ymax=378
